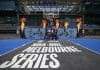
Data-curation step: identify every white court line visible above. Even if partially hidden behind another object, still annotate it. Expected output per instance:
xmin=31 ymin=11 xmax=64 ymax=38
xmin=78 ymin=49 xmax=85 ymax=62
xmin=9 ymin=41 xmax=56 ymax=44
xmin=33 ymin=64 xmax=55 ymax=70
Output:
xmin=67 ymin=40 xmax=100 ymax=55
xmin=0 ymin=40 xmax=36 ymax=57
xmin=47 ymin=40 xmax=60 ymax=42
xmin=37 ymin=40 xmax=44 ymax=42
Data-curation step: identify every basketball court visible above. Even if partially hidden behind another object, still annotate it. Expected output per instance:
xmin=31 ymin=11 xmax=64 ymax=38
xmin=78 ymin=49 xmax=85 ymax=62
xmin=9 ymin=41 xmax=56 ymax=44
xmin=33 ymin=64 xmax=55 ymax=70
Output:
xmin=0 ymin=0 xmax=100 ymax=70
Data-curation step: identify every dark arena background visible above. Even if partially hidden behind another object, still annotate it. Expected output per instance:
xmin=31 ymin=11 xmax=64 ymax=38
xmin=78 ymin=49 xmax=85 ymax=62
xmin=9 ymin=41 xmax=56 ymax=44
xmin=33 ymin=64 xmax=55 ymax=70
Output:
xmin=0 ymin=0 xmax=100 ymax=70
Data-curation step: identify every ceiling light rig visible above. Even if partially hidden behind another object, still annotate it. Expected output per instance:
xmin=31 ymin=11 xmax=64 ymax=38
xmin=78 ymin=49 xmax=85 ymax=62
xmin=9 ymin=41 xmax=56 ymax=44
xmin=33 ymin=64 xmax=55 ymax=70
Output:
xmin=19 ymin=0 xmax=82 ymax=15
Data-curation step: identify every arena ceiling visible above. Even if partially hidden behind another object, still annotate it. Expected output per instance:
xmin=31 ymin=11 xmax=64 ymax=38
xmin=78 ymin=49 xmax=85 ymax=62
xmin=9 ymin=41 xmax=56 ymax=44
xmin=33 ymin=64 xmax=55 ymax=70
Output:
xmin=16 ymin=0 xmax=100 ymax=15
xmin=17 ymin=0 xmax=82 ymax=3
xmin=17 ymin=0 xmax=83 ymax=15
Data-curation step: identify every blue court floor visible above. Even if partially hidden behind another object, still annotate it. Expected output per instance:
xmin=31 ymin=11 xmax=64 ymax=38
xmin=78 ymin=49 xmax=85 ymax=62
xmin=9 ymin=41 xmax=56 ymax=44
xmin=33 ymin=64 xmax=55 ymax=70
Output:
xmin=0 ymin=39 xmax=32 ymax=56
xmin=0 ymin=38 xmax=100 ymax=55
xmin=67 ymin=38 xmax=100 ymax=54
